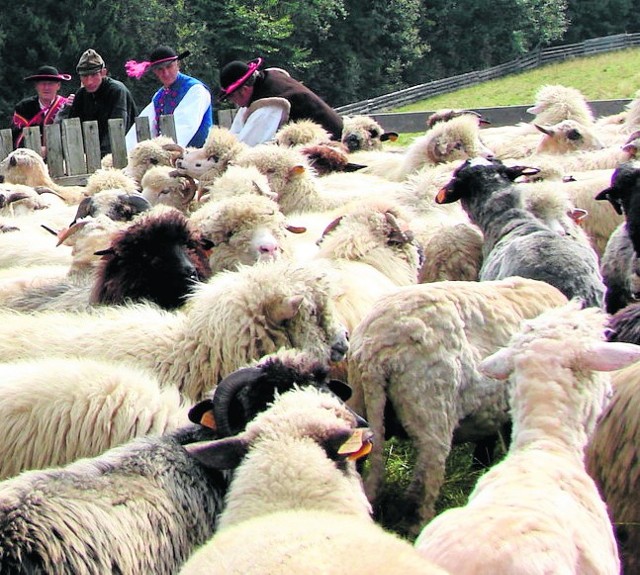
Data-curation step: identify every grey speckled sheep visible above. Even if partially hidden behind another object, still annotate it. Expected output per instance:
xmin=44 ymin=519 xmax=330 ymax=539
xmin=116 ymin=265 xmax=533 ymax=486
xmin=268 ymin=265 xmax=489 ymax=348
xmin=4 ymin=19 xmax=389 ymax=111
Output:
xmin=0 ymin=424 xmax=226 ymax=574
xmin=347 ymin=276 xmax=568 ymax=536
xmin=436 ymin=157 xmax=605 ymax=308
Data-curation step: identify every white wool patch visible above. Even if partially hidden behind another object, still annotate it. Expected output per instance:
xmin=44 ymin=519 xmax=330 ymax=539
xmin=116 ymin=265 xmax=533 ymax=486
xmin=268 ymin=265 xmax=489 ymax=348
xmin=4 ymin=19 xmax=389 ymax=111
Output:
xmin=468 ymin=157 xmax=494 ymax=167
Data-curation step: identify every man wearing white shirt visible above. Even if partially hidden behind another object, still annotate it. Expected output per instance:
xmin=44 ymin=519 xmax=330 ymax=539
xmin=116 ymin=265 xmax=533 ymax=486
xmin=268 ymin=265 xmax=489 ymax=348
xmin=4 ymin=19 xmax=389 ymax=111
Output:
xmin=125 ymin=46 xmax=213 ymax=151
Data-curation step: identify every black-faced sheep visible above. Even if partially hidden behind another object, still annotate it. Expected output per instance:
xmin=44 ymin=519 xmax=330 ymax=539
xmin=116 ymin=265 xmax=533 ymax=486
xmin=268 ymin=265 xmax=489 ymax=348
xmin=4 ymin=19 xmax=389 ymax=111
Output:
xmin=595 ymin=161 xmax=640 ymax=313
xmin=436 ymin=157 xmax=606 ymax=308
xmin=69 ymin=189 xmax=151 ymax=226
xmin=0 ymin=259 xmax=350 ymax=402
xmin=181 ymin=387 xmax=447 ymax=575
xmin=586 ymin=357 xmax=640 ymax=574
xmin=90 ymin=207 xmax=212 ymax=310
xmin=347 ymin=276 xmax=569 ymax=536
xmin=416 ymin=302 xmax=635 ymax=575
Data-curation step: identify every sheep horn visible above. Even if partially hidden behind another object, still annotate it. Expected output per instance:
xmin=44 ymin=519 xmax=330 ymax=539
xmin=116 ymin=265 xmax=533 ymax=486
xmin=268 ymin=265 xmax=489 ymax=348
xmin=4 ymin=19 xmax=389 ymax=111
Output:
xmin=34 ymin=186 xmax=65 ymax=199
xmin=211 ymin=366 xmax=266 ymax=437
xmin=40 ymin=224 xmax=59 ymax=237
xmin=317 ymin=216 xmax=343 ymax=246
xmin=175 ymin=173 xmax=197 ymax=204
xmin=55 ymin=219 xmax=89 ymax=246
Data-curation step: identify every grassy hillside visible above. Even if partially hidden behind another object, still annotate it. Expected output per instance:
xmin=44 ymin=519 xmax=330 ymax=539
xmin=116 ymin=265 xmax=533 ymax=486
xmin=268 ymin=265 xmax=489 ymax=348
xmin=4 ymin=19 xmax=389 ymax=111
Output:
xmin=395 ymin=47 xmax=640 ymax=113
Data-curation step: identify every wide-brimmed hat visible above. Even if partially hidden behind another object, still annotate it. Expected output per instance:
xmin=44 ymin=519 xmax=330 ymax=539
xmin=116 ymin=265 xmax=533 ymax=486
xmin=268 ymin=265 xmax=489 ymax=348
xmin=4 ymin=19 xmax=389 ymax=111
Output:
xmin=219 ymin=57 xmax=263 ymax=99
xmin=125 ymin=46 xmax=190 ymax=79
xmin=24 ymin=65 xmax=72 ymax=82
xmin=76 ymin=49 xmax=105 ymax=76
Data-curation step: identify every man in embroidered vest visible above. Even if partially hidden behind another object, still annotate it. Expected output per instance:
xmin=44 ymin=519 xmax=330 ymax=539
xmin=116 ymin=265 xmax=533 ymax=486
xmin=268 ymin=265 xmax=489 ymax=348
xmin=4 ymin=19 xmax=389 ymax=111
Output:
xmin=57 ymin=49 xmax=138 ymax=158
xmin=218 ymin=57 xmax=343 ymax=146
xmin=125 ymin=46 xmax=213 ymax=152
xmin=11 ymin=65 xmax=72 ymax=156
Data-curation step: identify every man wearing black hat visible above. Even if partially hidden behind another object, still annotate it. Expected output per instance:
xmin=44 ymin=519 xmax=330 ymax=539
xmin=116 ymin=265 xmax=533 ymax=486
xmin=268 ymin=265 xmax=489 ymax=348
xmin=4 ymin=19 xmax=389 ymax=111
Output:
xmin=219 ymin=57 xmax=343 ymax=145
xmin=125 ymin=45 xmax=213 ymax=150
xmin=11 ymin=65 xmax=72 ymax=153
xmin=59 ymin=48 xmax=137 ymax=157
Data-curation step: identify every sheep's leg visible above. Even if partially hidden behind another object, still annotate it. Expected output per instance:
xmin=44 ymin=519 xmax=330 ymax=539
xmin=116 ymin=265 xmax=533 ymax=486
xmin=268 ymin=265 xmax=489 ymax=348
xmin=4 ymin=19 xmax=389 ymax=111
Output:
xmin=362 ymin=382 xmax=387 ymax=507
xmin=394 ymin=385 xmax=458 ymax=538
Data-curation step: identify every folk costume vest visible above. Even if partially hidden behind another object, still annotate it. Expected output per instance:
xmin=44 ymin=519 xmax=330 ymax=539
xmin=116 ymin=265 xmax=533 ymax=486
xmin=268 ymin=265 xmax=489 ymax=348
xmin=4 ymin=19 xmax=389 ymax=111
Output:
xmin=152 ymin=73 xmax=212 ymax=148
xmin=12 ymin=95 xmax=68 ymax=147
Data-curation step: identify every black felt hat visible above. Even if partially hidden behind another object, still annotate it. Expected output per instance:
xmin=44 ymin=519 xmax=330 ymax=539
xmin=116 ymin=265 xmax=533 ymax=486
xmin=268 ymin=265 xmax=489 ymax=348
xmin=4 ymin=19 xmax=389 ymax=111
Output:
xmin=219 ymin=57 xmax=263 ymax=99
xmin=24 ymin=65 xmax=72 ymax=82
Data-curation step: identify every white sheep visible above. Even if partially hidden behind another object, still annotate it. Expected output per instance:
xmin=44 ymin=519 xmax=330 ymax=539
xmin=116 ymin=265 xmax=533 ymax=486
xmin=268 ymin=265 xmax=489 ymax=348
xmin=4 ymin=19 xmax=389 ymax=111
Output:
xmin=140 ymin=166 xmax=198 ymax=213
xmin=341 ymin=114 xmax=399 ymax=152
xmin=347 ymin=276 xmax=569 ymax=535
xmin=174 ymin=126 xmax=247 ymax=186
xmin=198 ymin=164 xmax=277 ymax=204
xmin=181 ymin=387 xmax=447 ymax=575
xmin=437 ymin=157 xmax=606 ymax=308
xmin=84 ymin=167 xmax=139 ymax=196
xmin=275 ymin=118 xmax=333 ymax=148
xmin=586 ymin=357 xmax=640 ymax=575
xmin=123 ymin=135 xmax=184 ymax=184
xmin=526 ymin=84 xmax=596 ymax=127
xmin=188 ymin=194 xmax=301 ymax=273
xmin=0 ymin=356 xmax=188 ymax=479
xmin=0 ymin=259 xmax=350 ymax=401
xmin=359 ymin=114 xmax=494 ymax=181
xmin=415 ymin=302 xmax=639 ymax=575
xmin=0 ymin=147 xmax=87 ymax=205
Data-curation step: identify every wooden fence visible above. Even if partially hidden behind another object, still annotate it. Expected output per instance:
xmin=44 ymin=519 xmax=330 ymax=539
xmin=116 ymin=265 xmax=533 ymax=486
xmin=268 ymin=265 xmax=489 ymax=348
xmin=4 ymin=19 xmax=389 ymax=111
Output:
xmin=335 ymin=32 xmax=640 ymax=115
xmin=0 ymin=115 xmax=177 ymax=186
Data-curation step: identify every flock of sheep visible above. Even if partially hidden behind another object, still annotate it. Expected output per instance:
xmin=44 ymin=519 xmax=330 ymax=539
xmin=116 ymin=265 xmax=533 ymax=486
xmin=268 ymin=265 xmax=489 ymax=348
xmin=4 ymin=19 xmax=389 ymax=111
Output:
xmin=0 ymin=82 xmax=639 ymax=573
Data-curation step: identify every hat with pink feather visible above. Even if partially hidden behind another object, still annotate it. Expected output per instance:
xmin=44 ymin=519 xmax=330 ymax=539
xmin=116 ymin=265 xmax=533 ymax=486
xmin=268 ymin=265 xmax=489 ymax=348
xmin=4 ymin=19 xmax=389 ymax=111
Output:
xmin=125 ymin=45 xmax=191 ymax=79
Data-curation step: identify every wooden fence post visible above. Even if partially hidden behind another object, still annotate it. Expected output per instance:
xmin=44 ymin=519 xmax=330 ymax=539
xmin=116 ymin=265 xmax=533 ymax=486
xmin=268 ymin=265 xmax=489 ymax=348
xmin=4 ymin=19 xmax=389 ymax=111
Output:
xmin=22 ymin=126 xmax=42 ymax=154
xmin=108 ymin=118 xmax=128 ymax=169
xmin=134 ymin=116 xmax=152 ymax=143
xmin=61 ymin=118 xmax=87 ymax=176
xmin=0 ymin=130 xmax=13 ymax=162
xmin=159 ymin=115 xmax=177 ymax=142
xmin=44 ymin=123 xmax=65 ymax=178
xmin=82 ymin=120 xmax=102 ymax=174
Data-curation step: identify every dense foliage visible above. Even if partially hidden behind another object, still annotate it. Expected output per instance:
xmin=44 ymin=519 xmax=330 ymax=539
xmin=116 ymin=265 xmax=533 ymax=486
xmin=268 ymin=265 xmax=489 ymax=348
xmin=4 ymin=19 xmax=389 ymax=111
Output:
xmin=0 ymin=0 xmax=637 ymax=125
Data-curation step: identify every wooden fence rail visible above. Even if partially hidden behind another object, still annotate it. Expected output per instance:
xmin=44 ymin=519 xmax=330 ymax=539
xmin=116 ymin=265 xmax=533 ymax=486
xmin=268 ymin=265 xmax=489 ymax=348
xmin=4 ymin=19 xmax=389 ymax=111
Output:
xmin=335 ymin=32 xmax=640 ymax=115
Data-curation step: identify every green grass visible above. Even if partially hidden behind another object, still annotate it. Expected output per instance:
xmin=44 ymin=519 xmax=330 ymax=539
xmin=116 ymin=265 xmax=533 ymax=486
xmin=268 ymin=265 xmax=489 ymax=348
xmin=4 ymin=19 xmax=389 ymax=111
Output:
xmin=395 ymin=47 xmax=640 ymax=113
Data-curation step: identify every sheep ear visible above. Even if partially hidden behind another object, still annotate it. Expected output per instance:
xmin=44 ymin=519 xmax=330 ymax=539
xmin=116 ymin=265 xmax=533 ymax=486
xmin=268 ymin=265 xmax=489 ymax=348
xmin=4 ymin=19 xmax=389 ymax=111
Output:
xmin=380 ymin=132 xmax=399 ymax=142
xmin=478 ymin=347 xmax=514 ymax=380
xmin=580 ymin=341 xmax=640 ymax=372
xmin=504 ymin=165 xmax=540 ymax=181
xmin=268 ymin=295 xmax=304 ymax=324
xmin=285 ymin=224 xmax=307 ymax=234
xmin=94 ymin=248 xmax=115 ymax=257
xmin=328 ymin=379 xmax=352 ymax=401
xmin=344 ymin=162 xmax=367 ymax=172
xmin=185 ymin=437 xmax=249 ymax=470
xmin=288 ymin=165 xmax=306 ymax=178
xmin=188 ymin=398 xmax=217 ymax=431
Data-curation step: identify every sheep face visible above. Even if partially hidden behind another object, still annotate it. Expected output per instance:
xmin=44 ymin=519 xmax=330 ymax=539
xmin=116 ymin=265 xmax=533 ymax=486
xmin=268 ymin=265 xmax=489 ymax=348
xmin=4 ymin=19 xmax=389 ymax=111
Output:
xmin=190 ymin=196 xmax=292 ymax=274
xmin=140 ymin=167 xmax=197 ymax=213
xmin=534 ymin=120 xmax=604 ymax=154
xmin=594 ymin=161 xmax=640 ymax=216
xmin=0 ymin=148 xmax=53 ymax=188
xmin=175 ymin=148 xmax=223 ymax=178
xmin=124 ymin=136 xmax=184 ymax=183
xmin=341 ymin=115 xmax=397 ymax=152
xmin=70 ymin=190 xmax=151 ymax=225
xmin=91 ymin=208 xmax=212 ymax=310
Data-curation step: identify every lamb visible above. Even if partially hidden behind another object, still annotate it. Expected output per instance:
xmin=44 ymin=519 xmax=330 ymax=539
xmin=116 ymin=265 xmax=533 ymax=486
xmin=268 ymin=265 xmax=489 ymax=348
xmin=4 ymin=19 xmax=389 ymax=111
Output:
xmin=436 ymin=157 xmax=606 ymax=308
xmin=594 ymin=161 xmax=640 ymax=313
xmin=347 ymin=276 xmax=569 ymax=535
xmin=180 ymin=387 xmax=447 ymax=575
xmin=341 ymin=114 xmax=399 ymax=152
xmin=534 ymin=119 xmax=605 ymax=154
xmin=140 ymin=166 xmax=198 ymax=214
xmin=0 ymin=148 xmax=88 ymax=205
xmin=188 ymin=194 xmax=302 ymax=273
xmin=585 ymin=357 xmax=640 ymax=574
xmin=0 ymin=357 xmax=189 ymax=479
xmin=123 ymin=135 xmax=184 ymax=184
xmin=69 ymin=189 xmax=151 ymax=226
xmin=0 ymin=258 xmax=350 ymax=402
xmin=415 ymin=302 xmax=637 ymax=575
